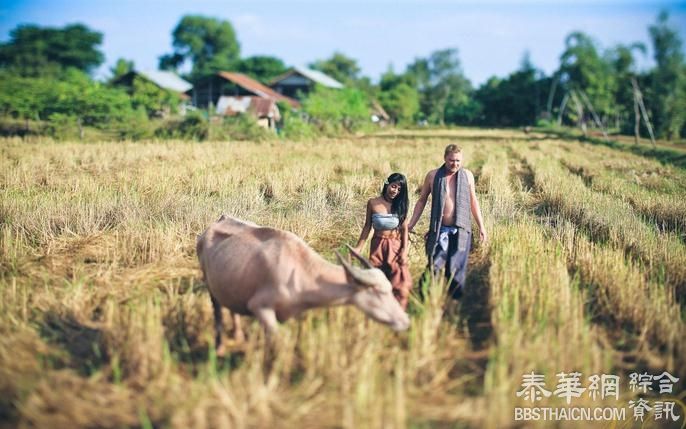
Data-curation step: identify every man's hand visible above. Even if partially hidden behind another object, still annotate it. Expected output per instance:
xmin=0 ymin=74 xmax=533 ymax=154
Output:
xmin=479 ymin=229 xmax=488 ymax=243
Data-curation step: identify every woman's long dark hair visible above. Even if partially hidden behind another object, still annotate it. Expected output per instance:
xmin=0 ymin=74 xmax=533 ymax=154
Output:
xmin=381 ymin=172 xmax=409 ymax=225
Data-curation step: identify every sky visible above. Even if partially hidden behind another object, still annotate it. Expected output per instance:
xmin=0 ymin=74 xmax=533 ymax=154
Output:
xmin=1 ymin=0 xmax=685 ymax=86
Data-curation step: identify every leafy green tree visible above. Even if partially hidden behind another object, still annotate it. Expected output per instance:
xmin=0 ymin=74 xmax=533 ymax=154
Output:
xmin=647 ymin=11 xmax=686 ymax=139
xmin=0 ymin=71 xmax=53 ymax=130
xmin=406 ymin=49 xmax=472 ymax=125
xmin=49 ymin=70 xmax=135 ymax=127
xmin=379 ymin=66 xmax=414 ymax=92
xmin=159 ymin=15 xmax=240 ymax=79
xmin=558 ymin=32 xmax=617 ymax=121
xmin=473 ymin=53 xmax=544 ymax=126
xmin=378 ymin=83 xmax=419 ymax=124
xmin=302 ymin=85 xmax=369 ymax=132
xmin=405 ymin=58 xmax=430 ymax=92
xmin=277 ymin=101 xmax=318 ymax=139
xmin=110 ymin=58 xmax=134 ymax=81
xmin=0 ymin=69 xmax=134 ymax=133
xmin=0 ymin=23 xmax=104 ymax=76
xmin=130 ymin=76 xmax=181 ymax=117
xmin=235 ymin=55 xmax=287 ymax=82
xmin=310 ymin=52 xmax=361 ymax=86
xmin=607 ymin=43 xmax=646 ymax=132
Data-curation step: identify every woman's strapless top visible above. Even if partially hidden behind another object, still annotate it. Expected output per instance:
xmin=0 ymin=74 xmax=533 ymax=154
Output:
xmin=371 ymin=213 xmax=399 ymax=231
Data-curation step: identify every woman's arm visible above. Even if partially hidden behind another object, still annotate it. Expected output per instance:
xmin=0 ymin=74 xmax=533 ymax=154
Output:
xmin=353 ymin=199 xmax=373 ymax=253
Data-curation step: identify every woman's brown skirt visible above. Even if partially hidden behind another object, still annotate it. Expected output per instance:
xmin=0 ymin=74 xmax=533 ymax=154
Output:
xmin=369 ymin=236 xmax=412 ymax=309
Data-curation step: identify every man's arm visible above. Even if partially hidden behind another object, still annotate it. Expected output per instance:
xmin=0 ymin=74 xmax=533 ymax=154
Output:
xmin=467 ymin=170 xmax=487 ymax=243
xmin=398 ymin=220 xmax=409 ymax=265
xmin=407 ymin=170 xmax=434 ymax=232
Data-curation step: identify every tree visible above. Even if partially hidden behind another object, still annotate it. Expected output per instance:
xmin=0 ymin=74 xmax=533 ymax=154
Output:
xmin=302 ymin=86 xmax=369 ymax=132
xmin=0 ymin=68 xmax=136 ymax=136
xmin=607 ymin=43 xmax=646 ymax=133
xmin=0 ymin=23 xmax=104 ymax=76
xmin=159 ymin=15 xmax=240 ymax=79
xmin=310 ymin=52 xmax=361 ymax=86
xmin=647 ymin=11 xmax=686 ymax=139
xmin=405 ymin=49 xmax=472 ymax=125
xmin=376 ymin=66 xmax=420 ymax=124
xmin=235 ymin=55 xmax=287 ymax=82
xmin=379 ymin=83 xmax=420 ymax=124
xmin=473 ymin=53 xmax=545 ymax=127
xmin=130 ymin=76 xmax=181 ymax=117
xmin=558 ymin=32 xmax=616 ymax=123
xmin=109 ymin=58 xmax=134 ymax=81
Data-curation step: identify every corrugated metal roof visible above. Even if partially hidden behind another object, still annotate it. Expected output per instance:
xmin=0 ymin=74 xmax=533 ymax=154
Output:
xmin=138 ymin=70 xmax=193 ymax=93
xmin=293 ymin=66 xmax=344 ymax=88
xmin=216 ymin=95 xmax=281 ymax=121
xmin=249 ymin=97 xmax=280 ymax=120
xmin=217 ymin=72 xmax=300 ymax=108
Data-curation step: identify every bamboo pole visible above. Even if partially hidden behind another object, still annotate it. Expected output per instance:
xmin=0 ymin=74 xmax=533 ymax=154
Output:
xmin=557 ymin=92 xmax=570 ymax=126
xmin=577 ymin=89 xmax=608 ymax=141
xmin=570 ymin=90 xmax=587 ymax=136
xmin=631 ymin=77 xmax=656 ymax=146
xmin=633 ymin=81 xmax=641 ymax=145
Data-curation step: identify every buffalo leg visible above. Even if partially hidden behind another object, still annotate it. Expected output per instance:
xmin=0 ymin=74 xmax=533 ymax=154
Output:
xmin=247 ymin=297 xmax=279 ymax=340
xmin=231 ymin=311 xmax=245 ymax=343
xmin=210 ymin=294 xmax=226 ymax=357
xmin=247 ymin=298 xmax=280 ymax=378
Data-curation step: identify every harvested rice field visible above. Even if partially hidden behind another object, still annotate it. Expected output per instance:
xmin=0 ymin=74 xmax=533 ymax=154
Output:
xmin=1 ymin=129 xmax=684 ymax=428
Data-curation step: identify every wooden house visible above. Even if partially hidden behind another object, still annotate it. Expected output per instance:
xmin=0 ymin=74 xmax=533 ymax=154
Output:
xmin=188 ymin=72 xmax=299 ymax=110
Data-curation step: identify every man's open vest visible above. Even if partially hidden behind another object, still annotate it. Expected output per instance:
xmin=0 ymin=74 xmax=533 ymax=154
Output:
xmin=426 ymin=166 xmax=471 ymax=257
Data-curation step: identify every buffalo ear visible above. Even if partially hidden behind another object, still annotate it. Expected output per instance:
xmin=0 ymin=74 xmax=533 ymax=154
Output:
xmin=336 ymin=250 xmax=375 ymax=288
xmin=345 ymin=244 xmax=373 ymax=269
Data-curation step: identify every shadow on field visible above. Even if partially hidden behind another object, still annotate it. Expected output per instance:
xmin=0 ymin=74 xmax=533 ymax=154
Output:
xmin=507 ymin=148 xmax=536 ymax=192
xmin=458 ymin=253 xmax=493 ymax=351
xmin=163 ymin=289 xmax=247 ymax=373
xmin=39 ymin=311 xmax=108 ymax=375
xmin=439 ymin=249 xmax=494 ymax=397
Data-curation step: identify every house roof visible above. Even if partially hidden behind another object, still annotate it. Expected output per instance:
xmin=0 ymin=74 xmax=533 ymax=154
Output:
xmin=270 ymin=67 xmax=344 ymax=89
xmin=137 ymin=70 xmax=193 ymax=93
xmin=295 ymin=66 xmax=344 ymax=88
xmin=249 ymin=97 xmax=280 ymax=120
xmin=217 ymin=72 xmax=299 ymax=108
xmin=216 ymin=95 xmax=281 ymax=121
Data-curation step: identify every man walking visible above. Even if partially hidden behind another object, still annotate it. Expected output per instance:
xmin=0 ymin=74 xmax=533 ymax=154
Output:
xmin=408 ymin=144 xmax=487 ymax=298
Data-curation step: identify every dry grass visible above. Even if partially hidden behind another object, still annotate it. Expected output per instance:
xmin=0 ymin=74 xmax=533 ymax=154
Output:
xmin=1 ymin=130 xmax=684 ymax=428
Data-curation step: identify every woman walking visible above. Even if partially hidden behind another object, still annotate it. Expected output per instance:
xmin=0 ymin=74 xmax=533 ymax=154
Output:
xmin=353 ymin=173 xmax=412 ymax=309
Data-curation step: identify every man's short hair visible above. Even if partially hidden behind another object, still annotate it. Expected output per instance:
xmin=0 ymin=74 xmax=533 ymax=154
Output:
xmin=444 ymin=144 xmax=462 ymax=157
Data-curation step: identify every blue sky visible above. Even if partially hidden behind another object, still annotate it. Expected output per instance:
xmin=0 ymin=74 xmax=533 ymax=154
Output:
xmin=1 ymin=0 xmax=685 ymax=86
